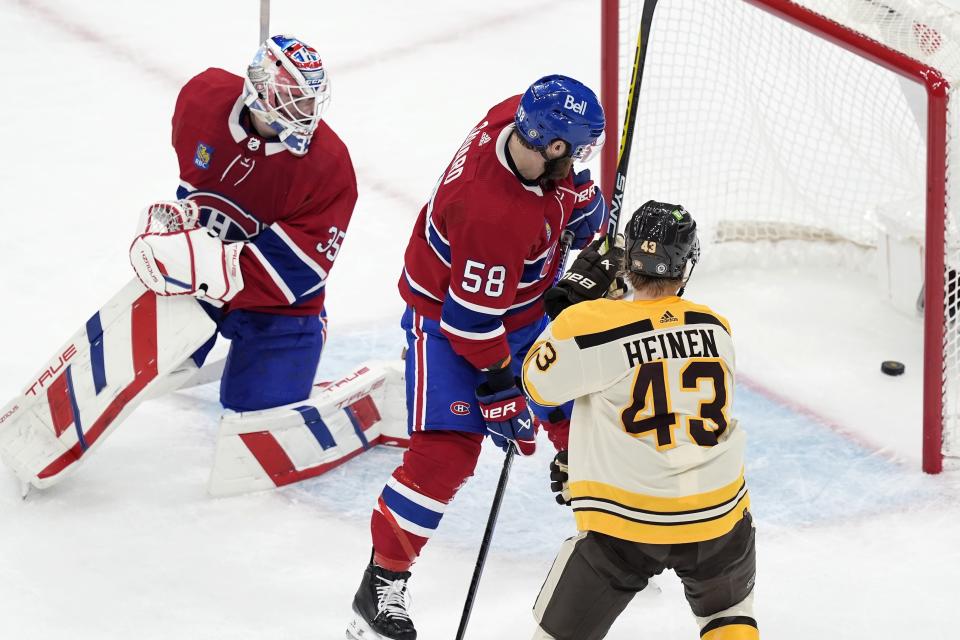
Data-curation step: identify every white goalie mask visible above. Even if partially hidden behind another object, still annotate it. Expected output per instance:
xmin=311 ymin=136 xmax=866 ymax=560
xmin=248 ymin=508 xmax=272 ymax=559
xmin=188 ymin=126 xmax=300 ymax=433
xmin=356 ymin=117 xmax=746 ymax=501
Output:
xmin=242 ymin=34 xmax=331 ymax=156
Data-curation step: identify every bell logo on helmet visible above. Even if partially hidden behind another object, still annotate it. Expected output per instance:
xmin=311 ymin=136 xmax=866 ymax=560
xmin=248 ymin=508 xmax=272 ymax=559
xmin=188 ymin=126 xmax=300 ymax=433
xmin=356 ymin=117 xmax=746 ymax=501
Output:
xmin=563 ymin=94 xmax=587 ymax=115
xmin=517 ymin=75 xmax=604 ymax=160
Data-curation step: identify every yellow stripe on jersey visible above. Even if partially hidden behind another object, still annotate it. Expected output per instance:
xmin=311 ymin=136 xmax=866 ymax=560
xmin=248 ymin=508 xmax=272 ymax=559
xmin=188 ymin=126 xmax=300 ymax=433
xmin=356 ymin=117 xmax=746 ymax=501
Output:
xmin=570 ymin=470 xmax=745 ymax=513
xmin=574 ymin=493 xmax=750 ymax=545
xmin=550 ymin=297 xmax=731 ymax=343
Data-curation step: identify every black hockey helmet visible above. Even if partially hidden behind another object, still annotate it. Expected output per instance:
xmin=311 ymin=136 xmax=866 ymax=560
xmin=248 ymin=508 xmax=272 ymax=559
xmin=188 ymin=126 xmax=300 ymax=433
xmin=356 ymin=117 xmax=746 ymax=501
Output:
xmin=625 ymin=200 xmax=699 ymax=279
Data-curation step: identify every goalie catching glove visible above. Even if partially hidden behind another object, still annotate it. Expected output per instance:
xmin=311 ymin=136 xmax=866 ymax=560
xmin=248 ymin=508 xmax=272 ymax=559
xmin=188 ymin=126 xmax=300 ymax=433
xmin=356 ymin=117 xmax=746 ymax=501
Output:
xmin=130 ymin=200 xmax=245 ymax=304
xmin=544 ymin=235 xmax=626 ymax=319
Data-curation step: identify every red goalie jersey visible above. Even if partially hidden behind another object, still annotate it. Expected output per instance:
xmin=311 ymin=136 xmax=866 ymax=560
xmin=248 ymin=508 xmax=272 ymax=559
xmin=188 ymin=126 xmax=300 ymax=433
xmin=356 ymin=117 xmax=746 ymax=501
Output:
xmin=398 ymin=96 xmax=582 ymax=369
xmin=171 ymin=68 xmax=358 ymax=315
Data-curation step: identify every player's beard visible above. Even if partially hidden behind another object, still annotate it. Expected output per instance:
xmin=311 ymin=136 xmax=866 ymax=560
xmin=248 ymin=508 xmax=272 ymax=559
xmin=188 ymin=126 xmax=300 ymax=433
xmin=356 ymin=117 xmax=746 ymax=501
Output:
xmin=541 ymin=156 xmax=574 ymax=183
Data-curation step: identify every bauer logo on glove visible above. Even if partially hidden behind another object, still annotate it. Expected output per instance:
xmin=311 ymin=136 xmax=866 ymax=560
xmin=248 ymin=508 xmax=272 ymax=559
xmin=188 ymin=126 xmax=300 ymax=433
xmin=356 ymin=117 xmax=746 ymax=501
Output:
xmin=476 ymin=371 xmax=537 ymax=456
xmin=559 ymin=271 xmax=599 ymax=291
xmin=480 ymin=399 xmax=523 ymax=421
xmin=543 ymin=234 xmax=626 ymax=319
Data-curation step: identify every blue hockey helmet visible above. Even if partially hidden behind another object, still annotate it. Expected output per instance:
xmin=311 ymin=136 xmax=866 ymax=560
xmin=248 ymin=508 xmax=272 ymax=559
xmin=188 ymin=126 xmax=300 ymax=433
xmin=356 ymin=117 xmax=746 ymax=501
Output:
xmin=515 ymin=75 xmax=605 ymax=161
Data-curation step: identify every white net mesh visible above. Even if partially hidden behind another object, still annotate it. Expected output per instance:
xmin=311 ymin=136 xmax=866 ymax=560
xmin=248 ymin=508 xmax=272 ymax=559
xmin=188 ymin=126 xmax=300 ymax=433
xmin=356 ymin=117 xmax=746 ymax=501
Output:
xmin=615 ymin=0 xmax=960 ymax=463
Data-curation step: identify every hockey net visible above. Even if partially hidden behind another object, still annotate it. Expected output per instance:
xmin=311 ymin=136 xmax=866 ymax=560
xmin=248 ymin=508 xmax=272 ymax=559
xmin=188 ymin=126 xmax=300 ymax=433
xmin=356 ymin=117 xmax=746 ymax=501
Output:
xmin=601 ymin=0 xmax=960 ymax=472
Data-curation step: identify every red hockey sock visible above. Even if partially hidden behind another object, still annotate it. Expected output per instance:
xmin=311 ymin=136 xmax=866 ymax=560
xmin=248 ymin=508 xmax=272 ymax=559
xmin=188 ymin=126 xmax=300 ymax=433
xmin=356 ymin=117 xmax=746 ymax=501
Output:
xmin=370 ymin=430 xmax=482 ymax=571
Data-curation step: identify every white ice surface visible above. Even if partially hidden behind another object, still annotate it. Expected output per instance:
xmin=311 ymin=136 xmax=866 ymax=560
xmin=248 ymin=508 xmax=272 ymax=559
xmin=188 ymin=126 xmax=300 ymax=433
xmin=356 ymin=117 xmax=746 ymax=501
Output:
xmin=1 ymin=1 xmax=959 ymax=639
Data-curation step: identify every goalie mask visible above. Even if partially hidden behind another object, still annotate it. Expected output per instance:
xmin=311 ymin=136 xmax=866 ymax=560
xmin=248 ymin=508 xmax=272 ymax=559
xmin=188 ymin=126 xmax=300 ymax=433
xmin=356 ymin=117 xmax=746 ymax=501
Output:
xmin=243 ymin=35 xmax=331 ymax=156
xmin=625 ymin=200 xmax=700 ymax=282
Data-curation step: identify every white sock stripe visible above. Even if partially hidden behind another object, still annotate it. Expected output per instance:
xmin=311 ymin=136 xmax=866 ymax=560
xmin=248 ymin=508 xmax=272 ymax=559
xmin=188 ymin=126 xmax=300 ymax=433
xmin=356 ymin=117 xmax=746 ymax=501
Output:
xmin=386 ymin=477 xmax=447 ymax=514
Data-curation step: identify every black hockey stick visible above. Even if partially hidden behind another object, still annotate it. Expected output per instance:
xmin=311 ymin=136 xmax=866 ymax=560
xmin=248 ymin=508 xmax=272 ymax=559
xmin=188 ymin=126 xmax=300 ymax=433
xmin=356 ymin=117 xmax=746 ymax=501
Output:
xmin=606 ymin=0 xmax=661 ymax=240
xmin=455 ymin=443 xmax=517 ymax=640
xmin=553 ymin=229 xmax=576 ymax=286
xmin=455 ymin=222 xmax=577 ymax=640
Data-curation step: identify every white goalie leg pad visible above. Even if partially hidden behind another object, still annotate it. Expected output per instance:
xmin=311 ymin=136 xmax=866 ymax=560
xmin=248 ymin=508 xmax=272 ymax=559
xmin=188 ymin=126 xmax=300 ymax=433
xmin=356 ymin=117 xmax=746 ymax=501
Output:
xmin=0 ymin=279 xmax=217 ymax=490
xmin=208 ymin=360 xmax=407 ymax=496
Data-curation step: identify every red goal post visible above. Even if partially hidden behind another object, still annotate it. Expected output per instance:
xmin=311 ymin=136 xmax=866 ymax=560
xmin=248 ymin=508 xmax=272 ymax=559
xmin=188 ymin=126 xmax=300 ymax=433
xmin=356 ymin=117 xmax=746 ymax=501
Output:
xmin=600 ymin=0 xmax=956 ymax=473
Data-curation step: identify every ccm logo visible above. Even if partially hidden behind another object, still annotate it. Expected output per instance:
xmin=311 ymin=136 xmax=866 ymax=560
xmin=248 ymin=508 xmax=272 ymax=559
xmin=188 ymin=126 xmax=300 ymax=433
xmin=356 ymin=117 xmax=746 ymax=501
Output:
xmin=481 ymin=401 xmax=518 ymax=420
xmin=450 ymin=401 xmax=471 ymax=416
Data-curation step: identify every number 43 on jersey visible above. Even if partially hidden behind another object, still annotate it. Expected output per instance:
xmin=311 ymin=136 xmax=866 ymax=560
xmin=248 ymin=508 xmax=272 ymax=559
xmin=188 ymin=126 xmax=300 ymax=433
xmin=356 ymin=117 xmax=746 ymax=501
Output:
xmin=621 ymin=359 xmax=730 ymax=450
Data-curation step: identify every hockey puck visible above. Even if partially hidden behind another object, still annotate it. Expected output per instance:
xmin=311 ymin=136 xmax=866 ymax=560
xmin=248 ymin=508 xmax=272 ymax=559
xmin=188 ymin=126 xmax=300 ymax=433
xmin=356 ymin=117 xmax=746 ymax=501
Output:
xmin=881 ymin=360 xmax=905 ymax=376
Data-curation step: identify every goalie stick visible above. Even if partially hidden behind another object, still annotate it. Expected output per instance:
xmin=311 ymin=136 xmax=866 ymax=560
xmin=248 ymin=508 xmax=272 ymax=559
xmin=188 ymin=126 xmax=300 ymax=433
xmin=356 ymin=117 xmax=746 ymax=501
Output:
xmin=259 ymin=0 xmax=270 ymax=43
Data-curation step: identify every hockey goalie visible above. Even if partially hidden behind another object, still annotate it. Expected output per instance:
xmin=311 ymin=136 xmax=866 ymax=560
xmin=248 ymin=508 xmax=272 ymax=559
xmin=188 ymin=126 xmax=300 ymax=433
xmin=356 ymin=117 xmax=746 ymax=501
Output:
xmin=0 ymin=35 xmax=408 ymax=497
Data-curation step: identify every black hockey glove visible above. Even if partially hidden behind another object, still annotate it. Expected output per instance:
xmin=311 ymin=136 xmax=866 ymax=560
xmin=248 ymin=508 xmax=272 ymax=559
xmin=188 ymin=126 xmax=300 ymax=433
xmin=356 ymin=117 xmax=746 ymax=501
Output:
xmin=549 ymin=450 xmax=571 ymax=506
xmin=544 ymin=237 xmax=626 ymax=319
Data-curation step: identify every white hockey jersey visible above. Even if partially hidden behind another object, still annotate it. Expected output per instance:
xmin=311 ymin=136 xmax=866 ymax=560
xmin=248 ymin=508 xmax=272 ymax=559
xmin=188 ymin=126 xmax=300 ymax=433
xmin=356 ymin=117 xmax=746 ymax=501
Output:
xmin=522 ymin=295 xmax=749 ymax=544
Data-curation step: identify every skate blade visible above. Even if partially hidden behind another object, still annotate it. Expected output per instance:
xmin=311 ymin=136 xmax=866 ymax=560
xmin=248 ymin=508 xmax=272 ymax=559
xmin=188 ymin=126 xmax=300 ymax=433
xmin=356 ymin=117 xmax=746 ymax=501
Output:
xmin=346 ymin=615 xmax=371 ymax=639
xmin=346 ymin=614 xmax=392 ymax=640
xmin=347 ymin=613 xmax=380 ymax=640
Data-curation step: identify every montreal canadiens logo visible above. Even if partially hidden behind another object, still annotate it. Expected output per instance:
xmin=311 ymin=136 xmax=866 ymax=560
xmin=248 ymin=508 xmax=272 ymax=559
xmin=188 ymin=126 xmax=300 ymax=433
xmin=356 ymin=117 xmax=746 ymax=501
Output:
xmin=284 ymin=41 xmax=323 ymax=71
xmin=187 ymin=191 xmax=263 ymax=242
xmin=450 ymin=401 xmax=471 ymax=416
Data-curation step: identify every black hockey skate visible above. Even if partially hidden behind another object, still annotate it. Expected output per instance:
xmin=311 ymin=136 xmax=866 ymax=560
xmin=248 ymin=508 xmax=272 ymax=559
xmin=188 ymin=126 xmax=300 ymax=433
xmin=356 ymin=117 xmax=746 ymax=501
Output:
xmin=346 ymin=562 xmax=416 ymax=640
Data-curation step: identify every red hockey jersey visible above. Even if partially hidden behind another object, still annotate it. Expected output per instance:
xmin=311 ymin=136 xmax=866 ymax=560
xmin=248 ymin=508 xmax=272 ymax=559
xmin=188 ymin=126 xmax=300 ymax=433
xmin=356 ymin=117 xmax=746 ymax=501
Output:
xmin=398 ymin=96 xmax=580 ymax=369
xmin=172 ymin=68 xmax=357 ymax=316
